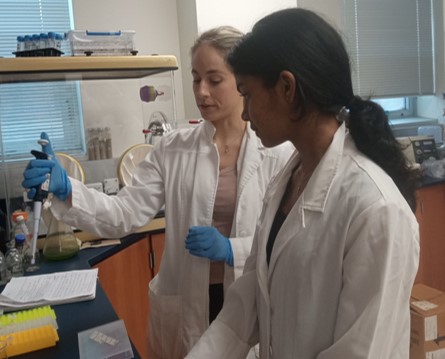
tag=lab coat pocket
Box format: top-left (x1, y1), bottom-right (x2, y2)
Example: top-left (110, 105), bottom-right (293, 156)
top-left (148, 284), bottom-right (183, 359)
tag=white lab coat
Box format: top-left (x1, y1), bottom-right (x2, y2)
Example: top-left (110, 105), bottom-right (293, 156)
top-left (186, 123), bottom-right (420, 358)
top-left (50, 120), bottom-right (292, 358)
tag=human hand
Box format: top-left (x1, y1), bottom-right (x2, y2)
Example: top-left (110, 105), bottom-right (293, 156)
top-left (22, 132), bottom-right (72, 201)
top-left (185, 226), bottom-right (233, 266)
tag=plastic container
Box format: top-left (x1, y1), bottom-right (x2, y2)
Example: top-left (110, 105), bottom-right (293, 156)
top-left (78, 320), bottom-right (133, 359)
top-left (67, 30), bottom-right (136, 56)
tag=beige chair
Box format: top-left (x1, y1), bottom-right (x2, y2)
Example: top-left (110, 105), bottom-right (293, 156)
top-left (117, 143), bottom-right (153, 187)
top-left (55, 152), bottom-right (86, 183)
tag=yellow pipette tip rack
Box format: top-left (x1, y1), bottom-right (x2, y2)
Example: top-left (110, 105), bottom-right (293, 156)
top-left (0, 306), bottom-right (59, 357)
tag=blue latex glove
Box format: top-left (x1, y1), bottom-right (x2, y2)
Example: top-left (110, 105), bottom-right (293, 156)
top-left (185, 226), bottom-right (233, 266)
top-left (22, 132), bottom-right (72, 201)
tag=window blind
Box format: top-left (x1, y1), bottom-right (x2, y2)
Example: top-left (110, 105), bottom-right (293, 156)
top-left (0, 0), bottom-right (84, 161)
top-left (342, 0), bottom-right (436, 97)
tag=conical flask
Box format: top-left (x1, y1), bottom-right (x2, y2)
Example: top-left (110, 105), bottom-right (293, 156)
top-left (43, 211), bottom-right (80, 261)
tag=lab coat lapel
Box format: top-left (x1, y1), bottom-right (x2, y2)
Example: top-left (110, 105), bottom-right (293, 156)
top-left (188, 121), bottom-right (219, 226)
top-left (256, 151), bottom-right (300, 298)
top-left (236, 126), bottom-right (262, 193)
top-left (267, 123), bottom-right (346, 274)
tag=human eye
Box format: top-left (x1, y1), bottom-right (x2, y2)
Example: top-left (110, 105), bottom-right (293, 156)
top-left (209, 76), bottom-right (223, 85)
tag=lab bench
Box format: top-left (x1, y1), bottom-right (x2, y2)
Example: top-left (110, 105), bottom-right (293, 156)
top-left (1, 222), bottom-right (166, 359)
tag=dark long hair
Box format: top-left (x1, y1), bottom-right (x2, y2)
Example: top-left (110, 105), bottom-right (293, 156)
top-left (228, 8), bottom-right (420, 211)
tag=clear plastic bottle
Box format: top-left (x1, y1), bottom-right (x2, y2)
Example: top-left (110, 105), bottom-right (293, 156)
top-left (6, 247), bottom-right (24, 278)
top-left (15, 233), bottom-right (26, 257)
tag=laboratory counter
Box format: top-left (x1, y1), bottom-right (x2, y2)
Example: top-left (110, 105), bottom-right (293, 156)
top-left (1, 227), bottom-right (165, 359)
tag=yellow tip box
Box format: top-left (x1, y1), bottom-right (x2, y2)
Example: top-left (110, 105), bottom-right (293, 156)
top-left (410, 283), bottom-right (445, 358)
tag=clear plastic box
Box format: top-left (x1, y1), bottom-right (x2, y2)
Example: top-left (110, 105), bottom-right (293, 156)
top-left (78, 319), bottom-right (134, 359)
top-left (67, 30), bottom-right (136, 56)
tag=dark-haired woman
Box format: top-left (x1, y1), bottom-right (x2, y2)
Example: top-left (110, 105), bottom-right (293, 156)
top-left (187, 8), bottom-right (420, 359)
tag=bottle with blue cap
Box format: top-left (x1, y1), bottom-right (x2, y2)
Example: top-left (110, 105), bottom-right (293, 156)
top-left (15, 233), bottom-right (26, 258)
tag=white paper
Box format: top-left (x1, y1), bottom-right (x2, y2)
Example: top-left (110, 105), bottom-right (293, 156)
top-left (0, 269), bottom-right (98, 310)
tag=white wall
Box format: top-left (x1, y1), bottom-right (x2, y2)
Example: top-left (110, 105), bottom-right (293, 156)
top-left (72, 0), bottom-right (445, 145)
top-left (72, 0), bottom-right (185, 156)
top-left (196, 0), bottom-right (297, 33)
top-left (177, 0), bottom-right (297, 120)
top-left (296, 0), bottom-right (342, 30)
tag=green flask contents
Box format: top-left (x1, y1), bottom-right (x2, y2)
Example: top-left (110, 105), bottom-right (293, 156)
top-left (43, 212), bottom-right (79, 261)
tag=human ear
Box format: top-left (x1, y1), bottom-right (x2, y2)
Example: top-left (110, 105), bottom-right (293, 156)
top-left (277, 70), bottom-right (297, 104)
top-left (278, 71), bottom-right (304, 121)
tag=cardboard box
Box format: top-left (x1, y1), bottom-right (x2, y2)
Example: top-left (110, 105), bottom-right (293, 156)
top-left (410, 283), bottom-right (445, 358)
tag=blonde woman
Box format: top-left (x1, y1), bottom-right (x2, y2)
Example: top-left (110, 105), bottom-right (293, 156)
top-left (22, 26), bottom-right (292, 358)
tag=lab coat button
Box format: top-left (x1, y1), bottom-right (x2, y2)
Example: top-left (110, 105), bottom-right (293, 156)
top-left (240, 230), bottom-right (247, 236)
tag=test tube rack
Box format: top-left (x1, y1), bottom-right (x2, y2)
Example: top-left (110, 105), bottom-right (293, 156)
top-left (0, 306), bottom-right (59, 357)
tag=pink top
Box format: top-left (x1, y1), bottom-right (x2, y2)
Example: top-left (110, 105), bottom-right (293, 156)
top-left (210, 164), bottom-right (237, 284)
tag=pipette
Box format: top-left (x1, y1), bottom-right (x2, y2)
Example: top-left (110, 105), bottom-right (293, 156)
top-left (29, 138), bottom-right (50, 268)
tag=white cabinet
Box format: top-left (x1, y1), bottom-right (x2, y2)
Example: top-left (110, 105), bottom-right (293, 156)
top-left (0, 55), bottom-right (178, 245)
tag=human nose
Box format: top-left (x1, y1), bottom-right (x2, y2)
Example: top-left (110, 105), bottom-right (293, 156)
top-left (194, 80), bottom-right (210, 98)
top-left (241, 105), bottom-right (250, 122)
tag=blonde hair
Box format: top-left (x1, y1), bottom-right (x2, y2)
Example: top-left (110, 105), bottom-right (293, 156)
top-left (190, 26), bottom-right (244, 61)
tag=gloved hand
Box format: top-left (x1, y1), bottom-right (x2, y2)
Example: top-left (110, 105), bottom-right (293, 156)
top-left (185, 226), bottom-right (233, 266)
top-left (22, 132), bottom-right (72, 201)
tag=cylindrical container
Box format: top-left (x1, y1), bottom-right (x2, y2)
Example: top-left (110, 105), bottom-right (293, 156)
top-left (55, 33), bottom-right (63, 50)
top-left (48, 32), bottom-right (56, 49)
top-left (40, 33), bottom-right (48, 49)
top-left (31, 34), bottom-right (40, 50)
top-left (16, 36), bottom-right (25, 52)
top-left (14, 233), bottom-right (26, 257)
top-left (6, 248), bottom-right (24, 278)
top-left (24, 35), bottom-right (32, 51)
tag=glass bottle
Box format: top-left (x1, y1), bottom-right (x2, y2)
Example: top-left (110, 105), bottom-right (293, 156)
top-left (43, 212), bottom-right (80, 261)
top-left (6, 247), bottom-right (24, 278)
